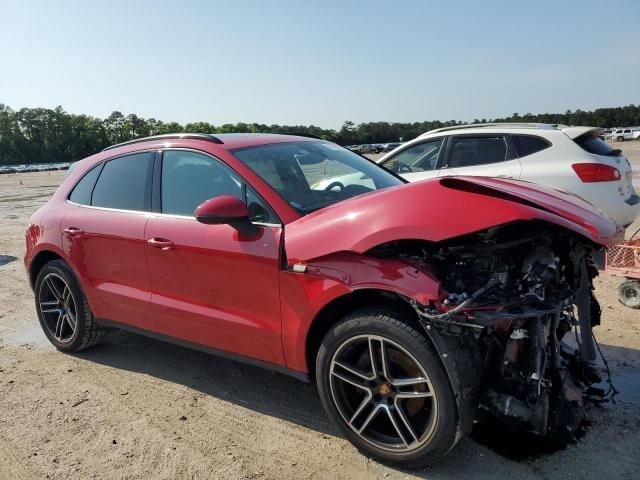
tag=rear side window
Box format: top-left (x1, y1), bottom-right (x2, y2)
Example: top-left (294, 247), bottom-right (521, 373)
top-left (447, 136), bottom-right (508, 167)
top-left (574, 133), bottom-right (621, 157)
top-left (512, 135), bottom-right (550, 157)
top-left (68, 164), bottom-right (102, 205)
top-left (92, 152), bottom-right (153, 211)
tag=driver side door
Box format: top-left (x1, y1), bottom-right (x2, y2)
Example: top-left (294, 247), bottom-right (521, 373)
top-left (379, 138), bottom-right (444, 182)
top-left (144, 149), bottom-right (285, 365)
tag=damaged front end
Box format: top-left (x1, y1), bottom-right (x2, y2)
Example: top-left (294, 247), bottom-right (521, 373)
top-left (369, 220), bottom-right (609, 444)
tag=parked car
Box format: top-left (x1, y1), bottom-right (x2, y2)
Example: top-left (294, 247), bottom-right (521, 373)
top-left (371, 123), bottom-right (638, 227)
top-left (612, 128), bottom-right (640, 141)
top-left (599, 129), bottom-right (613, 141)
top-left (382, 142), bottom-right (403, 152)
top-left (25, 133), bottom-right (619, 466)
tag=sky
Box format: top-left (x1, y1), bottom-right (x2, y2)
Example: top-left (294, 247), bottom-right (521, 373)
top-left (1, 0), bottom-right (639, 129)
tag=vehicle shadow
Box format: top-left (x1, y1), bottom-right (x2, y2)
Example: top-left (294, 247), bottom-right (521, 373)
top-left (75, 329), bottom-right (336, 435)
top-left (0, 255), bottom-right (18, 267)
top-left (74, 330), bottom-right (640, 477)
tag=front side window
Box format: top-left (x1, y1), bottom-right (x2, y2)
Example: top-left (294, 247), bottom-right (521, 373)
top-left (232, 141), bottom-right (403, 214)
top-left (447, 136), bottom-right (508, 167)
top-left (161, 150), bottom-right (277, 223)
top-left (380, 139), bottom-right (443, 173)
top-left (91, 152), bottom-right (153, 211)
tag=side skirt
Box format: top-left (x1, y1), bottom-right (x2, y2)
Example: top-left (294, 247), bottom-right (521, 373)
top-left (96, 318), bottom-right (311, 383)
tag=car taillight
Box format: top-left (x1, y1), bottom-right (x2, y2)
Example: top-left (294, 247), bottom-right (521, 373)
top-left (572, 163), bottom-right (621, 182)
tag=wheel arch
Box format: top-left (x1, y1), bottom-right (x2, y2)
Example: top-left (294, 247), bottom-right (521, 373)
top-left (305, 288), bottom-right (422, 380)
top-left (28, 249), bottom-right (65, 289)
top-left (304, 286), bottom-right (482, 438)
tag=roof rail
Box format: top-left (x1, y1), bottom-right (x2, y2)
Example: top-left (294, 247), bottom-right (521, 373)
top-left (276, 132), bottom-right (323, 140)
top-left (102, 133), bottom-right (224, 152)
top-left (421, 122), bottom-right (558, 136)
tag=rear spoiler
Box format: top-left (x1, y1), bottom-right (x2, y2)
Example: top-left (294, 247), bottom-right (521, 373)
top-left (560, 126), bottom-right (601, 140)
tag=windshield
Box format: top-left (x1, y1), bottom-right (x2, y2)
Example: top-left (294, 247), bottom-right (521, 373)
top-left (232, 141), bottom-right (404, 213)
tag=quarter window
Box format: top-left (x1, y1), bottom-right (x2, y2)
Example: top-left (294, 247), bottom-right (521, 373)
top-left (68, 164), bottom-right (102, 205)
top-left (91, 152), bottom-right (153, 211)
top-left (161, 150), bottom-right (276, 223)
top-left (381, 139), bottom-right (443, 173)
top-left (447, 136), bottom-right (508, 167)
top-left (512, 135), bottom-right (550, 157)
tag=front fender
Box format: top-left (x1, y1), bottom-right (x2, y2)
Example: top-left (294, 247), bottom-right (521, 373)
top-left (281, 252), bottom-right (440, 373)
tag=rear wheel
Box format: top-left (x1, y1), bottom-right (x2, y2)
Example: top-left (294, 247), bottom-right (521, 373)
top-left (618, 280), bottom-right (640, 309)
top-left (316, 309), bottom-right (459, 467)
top-left (34, 259), bottom-right (105, 352)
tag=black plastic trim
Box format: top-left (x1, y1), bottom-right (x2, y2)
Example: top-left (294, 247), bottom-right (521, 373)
top-left (96, 318), bottom-right (311, 383)
top-left (151, 150), bottom-right (162, 213)
top-left (625, 194), bottom-right (640, 206)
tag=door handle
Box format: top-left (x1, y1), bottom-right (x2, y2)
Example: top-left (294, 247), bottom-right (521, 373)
top-left (147, 237), bottom-right (175, 251)
top-left (63, 226), bottom-right (84, 236)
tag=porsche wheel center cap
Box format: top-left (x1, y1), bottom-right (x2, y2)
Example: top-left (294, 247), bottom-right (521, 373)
top-left (378, 384), bottom-right (391, 395)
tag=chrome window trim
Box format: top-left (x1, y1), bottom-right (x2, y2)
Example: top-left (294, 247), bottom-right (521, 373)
top-left (64, 199), bottom-right (282, 228)
top-left (65, 146), bottom-right (282, 227)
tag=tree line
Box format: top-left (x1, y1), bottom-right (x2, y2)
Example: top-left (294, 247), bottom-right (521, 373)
top-left (1, 103), bottom-right (639, 165)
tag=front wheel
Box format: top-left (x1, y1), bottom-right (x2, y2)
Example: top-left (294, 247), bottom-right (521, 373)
top-left (316, 309), bottom-right (459, 467)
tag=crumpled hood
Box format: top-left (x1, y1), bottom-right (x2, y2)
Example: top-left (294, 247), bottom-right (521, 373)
top-left (284, 176), bottom-right (621, 264)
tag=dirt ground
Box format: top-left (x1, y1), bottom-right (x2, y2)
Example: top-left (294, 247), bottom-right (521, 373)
top-left (1, 145), bottom-right (640, 479)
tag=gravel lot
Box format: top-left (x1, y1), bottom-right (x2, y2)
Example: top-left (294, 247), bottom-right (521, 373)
top-left (1, 143), bottom-right (640, 479)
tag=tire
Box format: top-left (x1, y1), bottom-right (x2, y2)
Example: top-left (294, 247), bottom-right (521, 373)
top-left (316, 309), bottom-right (459, 467)
top-left (618, 280), bottom-right (640, 309)
top-left (34, 259), bottom-right (105, 352)
top-left (617, 136), bottom-right (624, 142)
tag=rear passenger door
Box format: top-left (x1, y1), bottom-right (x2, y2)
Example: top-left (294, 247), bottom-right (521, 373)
top-left (61, 151), bottom-right (155, 330)
top-left (438, 134), bottom-right (521, 179)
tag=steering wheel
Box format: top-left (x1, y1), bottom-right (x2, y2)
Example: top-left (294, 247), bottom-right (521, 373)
top-left (397, 164), bottom-right (413, 173)
top-left (324, 181), bottom-right (345, 192)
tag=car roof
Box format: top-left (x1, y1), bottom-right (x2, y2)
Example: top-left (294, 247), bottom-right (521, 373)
top-left (102, 132), bottom-right (320, 152)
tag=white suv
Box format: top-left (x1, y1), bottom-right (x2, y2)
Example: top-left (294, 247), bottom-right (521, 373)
top-left (316, 123), bottom-right (638, 227)
top-left (379, 123), bottom-right (639, 227)
top-left (612, 128), bottom-right (640, 141)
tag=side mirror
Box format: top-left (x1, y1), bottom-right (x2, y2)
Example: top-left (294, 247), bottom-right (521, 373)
top-left (194, 195), bottom-right (259, 236)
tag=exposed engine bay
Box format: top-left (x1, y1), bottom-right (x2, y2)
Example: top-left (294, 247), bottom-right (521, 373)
top-left (370, 220), bottom-right (612, 444)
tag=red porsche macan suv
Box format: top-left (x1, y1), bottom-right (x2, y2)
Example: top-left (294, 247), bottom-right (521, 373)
top-left (25, 133), bottom-right (620, 466)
